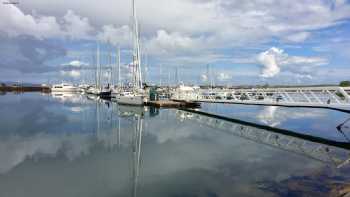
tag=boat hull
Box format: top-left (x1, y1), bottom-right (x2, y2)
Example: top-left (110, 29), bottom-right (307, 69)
top-left (115, 95), bottom-right (144, 105)
top-left (86, 88), bottom-right (111, 98)
top-left (51, 87), bottom-right (80, 93)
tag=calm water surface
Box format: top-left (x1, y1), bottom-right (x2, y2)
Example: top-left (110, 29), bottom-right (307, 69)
top-left (0, 92), bottom-right (350, 197)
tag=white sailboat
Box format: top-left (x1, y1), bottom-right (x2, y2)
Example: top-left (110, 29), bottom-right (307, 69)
top-left (86, 43), bottom-right (111, 98)
top-left (115, 0), bottom-right (145, 105)
top-left (111, 46), bottom-right (122, 97)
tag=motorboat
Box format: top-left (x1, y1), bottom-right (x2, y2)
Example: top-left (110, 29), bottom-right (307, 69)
top-left (51, 83), bottom-right (80, 92)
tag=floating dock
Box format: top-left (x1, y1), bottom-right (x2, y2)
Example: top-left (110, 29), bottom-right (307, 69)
top-left (145, 100), bottom-right (200, 108)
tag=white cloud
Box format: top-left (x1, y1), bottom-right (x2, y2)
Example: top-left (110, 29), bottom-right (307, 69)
top-left (258, 47), bottom-right (283, 78)
top-left (61, 60), bottom-right (88, 67)
top-left (60, 70), bottom-right (81, 78)
top-left (1, 0), bottom-right (350, 83)
top-left (62, 10), bottom-right (94, 40)
top-left (0, 4), bottom-right (61, 39)
top-left (284, 32), bottom-right (311, 43)
top-left (11, 0), bottom-right (350, 62)
top-left (146, 30), bottom-right (201, 56)
top-left (97, 25), bottom-right (131, 47)
top-left (258, 47), bottom-right (328, 78)
top-left (0, 5), bottom-right (93, 40)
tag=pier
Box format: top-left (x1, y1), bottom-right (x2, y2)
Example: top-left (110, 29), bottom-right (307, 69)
top-left (173, 86), bottom-right (350, 112)
top-left (145, 100), bottom-right (200, 108)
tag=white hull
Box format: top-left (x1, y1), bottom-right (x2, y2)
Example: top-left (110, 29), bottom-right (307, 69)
top-left (111, 88), bottom-right (121, 97)
top-left (115, 95), bottom-right (144, 105)
top-left (86, 87), bottom-right (111, 96)
top-left (51, 87), bottom-right (80, 92)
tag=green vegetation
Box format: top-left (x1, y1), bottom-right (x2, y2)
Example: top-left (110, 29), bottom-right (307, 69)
top-left (340, 81), bottom-right (350, 87)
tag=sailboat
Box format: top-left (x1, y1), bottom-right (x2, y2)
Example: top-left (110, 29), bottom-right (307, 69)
top-left (86, 43), bottom-right (112, 98)
top-left (115, 0), bottom-right (145, 105)
top-left (111, 46), bottom-right (122, 98)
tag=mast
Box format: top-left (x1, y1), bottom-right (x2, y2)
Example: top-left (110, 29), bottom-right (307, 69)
top-left (96, 43), bottom-right (101, 90)
top-left (109, 52), bottom-right (112, 86)
top-left (118, 46), bottom-right (121, 87)
top-left (92, 52), bottom-right (97, 87)
top-left (132, 0), bottom-right (143, 91)
top-left (132, 114), bottom-right (143, 197)
top-left (159, 64), bottom-right (162, 87)
top-left (175, 66), bottom-right (179, 85)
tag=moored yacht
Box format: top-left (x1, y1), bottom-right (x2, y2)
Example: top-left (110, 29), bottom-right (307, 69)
top-left (78, 84), bottom-right (91, 93)
top-left (51, 83), bottom-right (80, 92)
top-left (85, 42), bottom-right (112, 98)
top-left (115, 91), bottom-right (144, 105)
top-left (115, 0), bottom-right (145, 105)
top-left (86, 86), bottom-right (111, 98)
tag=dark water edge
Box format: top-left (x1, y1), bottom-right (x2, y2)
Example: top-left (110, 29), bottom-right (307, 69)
top-left (0, 92), bottom-right (350, 197)
top-left (201, 102), bottom-right (350, 142)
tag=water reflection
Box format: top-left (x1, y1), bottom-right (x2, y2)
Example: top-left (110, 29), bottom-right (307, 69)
top-left (1, 93), bottom-right (350, 196)
top-left (0, 94), bottom-right (149, 175)
top-left (202, 103), bottom-right (350, 142)
top-left (176, 110), bottom-right (350, 168)
top-left (257, 106), bottom-right (326, 127)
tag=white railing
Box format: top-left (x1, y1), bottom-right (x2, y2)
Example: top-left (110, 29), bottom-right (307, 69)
top-left (172, 86), bottom-right (350, 111)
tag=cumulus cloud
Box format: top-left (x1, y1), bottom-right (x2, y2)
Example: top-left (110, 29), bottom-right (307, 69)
top-left (97, 25), bottom-right (131, 47)
top-left (258, 47), bottom-right (328, 78)
top-left (62, 10), bottom-right (94, 40)
top-left (0, 4), bottom-right (93, 40)
top-left (60, 70), bottom-right (81, 78)
top-left (258, 48), bottom-right (284, 78)
top-left (5, 0), bottom-right (350, 50)
top-left (0, 4), bottom-right (61, 39)
top-left (147, 30), bottom-right (201, 56)
top-left (61, 60), bottom-right (88, 67)
top-left (1, 0), bottom-right (349, 82)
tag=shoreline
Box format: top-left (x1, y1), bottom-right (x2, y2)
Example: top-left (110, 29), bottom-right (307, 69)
top-left (0, 86), bottom-right (50, 93)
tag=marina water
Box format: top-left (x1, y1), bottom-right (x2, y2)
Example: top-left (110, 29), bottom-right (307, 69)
top-left (1, 92), bottom-right (350, 196)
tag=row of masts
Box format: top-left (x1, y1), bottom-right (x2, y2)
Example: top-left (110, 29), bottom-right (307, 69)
top-left (93, 45), bottom-right (122, 91)
top-left (91, 0), bottom-right (141, 93)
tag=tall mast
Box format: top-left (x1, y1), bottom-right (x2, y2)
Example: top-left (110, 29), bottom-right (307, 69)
top-left (159, 64), bottom-right (162, 87)
top-left (109, 52), bottom-right (112, 86)
top-left (97, 43), bottom-right (101, 90)
top-left (132, 0), bottom-right (143, 90)
top-left (118, 46), bottom-right (121, 87)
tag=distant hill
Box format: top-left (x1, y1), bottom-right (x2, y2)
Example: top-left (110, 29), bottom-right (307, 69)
top-left (0, 81), bottom-right (42, 87)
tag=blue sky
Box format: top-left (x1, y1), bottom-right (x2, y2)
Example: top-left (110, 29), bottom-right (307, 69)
top-left (0, 0), bottom-right (350, 85)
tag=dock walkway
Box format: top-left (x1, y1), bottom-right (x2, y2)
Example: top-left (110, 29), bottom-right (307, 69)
top-left (145, 100), bottom-right (200, 108)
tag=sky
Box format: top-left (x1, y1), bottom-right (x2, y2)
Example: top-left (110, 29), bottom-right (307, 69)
top-left (0, 0), bottom-right (350, 85)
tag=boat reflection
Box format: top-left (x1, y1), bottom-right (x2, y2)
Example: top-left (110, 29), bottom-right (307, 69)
top-left (51, 92), bottom-right (85, 103)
